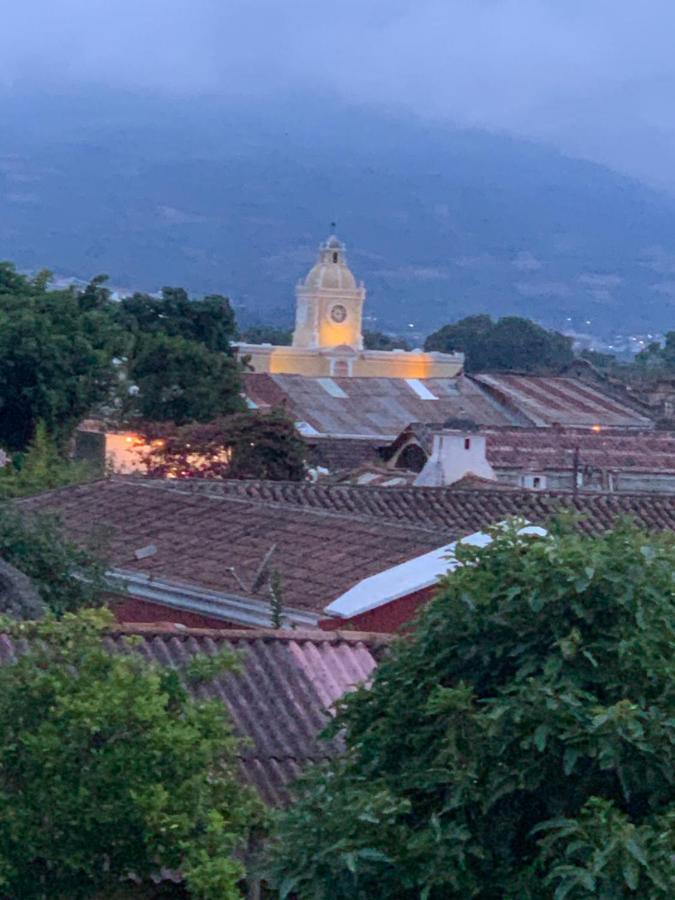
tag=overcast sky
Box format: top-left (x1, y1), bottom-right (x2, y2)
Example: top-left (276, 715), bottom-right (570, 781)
top-left (2, 1), bottom-right (675, 189)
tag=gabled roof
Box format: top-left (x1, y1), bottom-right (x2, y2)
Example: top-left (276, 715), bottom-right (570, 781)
top-left (473, 374), bottom-right (653, 429)
top-left (389, 424), bottom-right (675, 475)
top-left (0, 625), bottom-right (388, 805)
top-left (17, 479), bottom-right (445, 620)
top-left (244, 372), bottom-right (526, 437)
top-left (175, 478), bottom-right (675, 536)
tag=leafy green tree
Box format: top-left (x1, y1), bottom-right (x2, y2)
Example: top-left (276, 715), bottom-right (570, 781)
top-left (239, 325), bottom-right (293, 346)
top-left (0, 422), bottom-right (99, 500)
top-left (0, 267), bottom-right (119, 450)
top-left (0, 610), bottom-right (261, 899)
top-left (424, 314), bottom-right (574, 374)
top-left (0, 504), bottom-right (107, 617)
top-left (142, 410), bottom-right (306, 481)
top-left (363, 330), bottom-right (411, 351)
top-left (127, 333), bottom-right (244, 425)
top-left (267, 519), bottom-right (675, 898)
top-left (117, 288), bottom-right (238, 353)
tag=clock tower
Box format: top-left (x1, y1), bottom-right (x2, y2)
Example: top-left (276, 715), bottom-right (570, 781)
top-left (293, 234), bottom-right (366, 350)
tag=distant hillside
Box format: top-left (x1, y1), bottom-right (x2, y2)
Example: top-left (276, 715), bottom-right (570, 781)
top-left (1, 89), bottom-right (675, 338)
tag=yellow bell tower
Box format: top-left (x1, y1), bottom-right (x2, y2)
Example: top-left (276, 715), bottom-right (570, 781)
top-left (292, 234), bottom-right (366, 350)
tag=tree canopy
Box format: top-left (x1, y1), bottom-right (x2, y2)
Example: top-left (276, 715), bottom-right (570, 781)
top-left (0, 610), bottom-right (261, 899)
top-left (116, 288), bottom-right (238, 354)
top-left (424, 314), bottom-right (574, 374)
top-left (126, 332), bottom-right (244, 426)
top-left (268, 519), bottom-right (675, 898)
top-left (0, 504), bottom-right (106, 618)
top-left (0, 265), bottom-right (120, 451)
top-left (142, 410), bottom-right (306, 482)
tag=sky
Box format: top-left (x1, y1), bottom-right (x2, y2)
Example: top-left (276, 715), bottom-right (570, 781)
top-left (2, 1), bottom-right (675, 190)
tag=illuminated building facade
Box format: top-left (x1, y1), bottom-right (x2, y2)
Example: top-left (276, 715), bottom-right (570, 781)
top-left (236, 234), bottom-right (464, 378)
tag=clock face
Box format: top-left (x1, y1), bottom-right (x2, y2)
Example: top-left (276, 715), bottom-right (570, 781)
top-left (330, 304), bottom-right (347, 323)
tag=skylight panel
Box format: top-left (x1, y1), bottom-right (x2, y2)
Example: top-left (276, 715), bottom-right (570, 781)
top-left (405, 378), bottom-right (437, 400)
top-left (318, 378), bottom-right (348, 398)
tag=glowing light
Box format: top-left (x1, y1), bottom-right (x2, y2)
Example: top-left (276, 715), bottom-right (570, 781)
top-left (592, 424), bottom-right (602, 433)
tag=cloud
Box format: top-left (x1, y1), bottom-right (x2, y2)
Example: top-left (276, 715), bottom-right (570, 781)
top-left (3, 2), bottom-right (675, 187)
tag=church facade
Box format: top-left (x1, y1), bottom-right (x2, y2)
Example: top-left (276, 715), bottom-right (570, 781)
top-left (236, 234), bottom-right (464, 378)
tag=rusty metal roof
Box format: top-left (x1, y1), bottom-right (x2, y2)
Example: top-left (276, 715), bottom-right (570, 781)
top-left (244, 372), bottom-right (526, 436)
top-left (473, 374), bottom-right (653, 428)
top-left (0, 625), bottom-right (388, 806)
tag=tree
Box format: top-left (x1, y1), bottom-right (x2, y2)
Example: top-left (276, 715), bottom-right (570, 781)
top-left (0, 504), bottom-right (107, 617)
top-left (267, 519), bottom-right (675, 898)
top-left (0, 277), bottom-right (118, 450)
top-left (240, 325), bottom-right (293, 346)
top-left (116, 289), bottom-right (238, 353)
top-left (424, 314), bottom-right (574, 374)
top-left (127, 333), bottom-right (244, 425)
top-left (0, 610), bottom-right (261, 899)
top-left (0, 422), bottom-right (100, 500)
top-left (142, 410), bottom-right (306, 482)
top-left (363, 330), bottom-right (411, 351)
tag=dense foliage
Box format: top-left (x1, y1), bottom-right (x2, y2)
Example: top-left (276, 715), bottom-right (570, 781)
top-left (0, 504), bottom-right (107, 617)
top-left (0, 423), bottom-right (99, 500)
top-left (424, 314), bottom-right (574, 373)
top-left (633, 331), bottom-right (675, 375)
top-left (0, 611), bottom-right (261, 899)
top-left (239, 324), bottom-right (293, 346)
top-left (0, 263), bottom-right (245, 452)
top-left (117, 288), bottom-right (238, 353)
top-left (268, 519), bottom-right (675, 898)
top-left (0, 264), bottom-right (119, 451)
top-left (127, 332), bottom-right (244, 425)
top-left (142, 410), bottom-right (306, 481)
top-left (362, 330), bottom-right (411, 351)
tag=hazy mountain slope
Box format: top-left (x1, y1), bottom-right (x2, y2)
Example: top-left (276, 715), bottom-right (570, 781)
top-left (1, 90), bottom-right (675, 337)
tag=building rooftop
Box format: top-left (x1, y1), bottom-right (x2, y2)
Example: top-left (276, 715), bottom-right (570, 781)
top-left (389, 423), bottom-right (675, 474)
top-left (473, 374), bottom-right (653, 429)
top-left (179, 478), bottom-right (675, 536)
top-left (0, 625), bottom-right (388, 805)
top-left (17, 479), bottom-right (445, 619)
top-left (245, 372), bottom-right (526, 437)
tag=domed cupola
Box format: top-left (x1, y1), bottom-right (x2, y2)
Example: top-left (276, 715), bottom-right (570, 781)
top-left (293, 233), bottom-right (366, 351)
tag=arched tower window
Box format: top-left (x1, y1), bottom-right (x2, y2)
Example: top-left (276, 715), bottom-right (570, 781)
top-left (332, 252), bottom-right (338, 263)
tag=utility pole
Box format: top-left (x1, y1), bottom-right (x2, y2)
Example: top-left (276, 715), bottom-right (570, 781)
top-left (572, 445), bottom-right (580, 497)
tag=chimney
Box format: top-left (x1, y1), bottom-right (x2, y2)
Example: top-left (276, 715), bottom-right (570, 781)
top-left (414, 428), bottom-right (496, 487)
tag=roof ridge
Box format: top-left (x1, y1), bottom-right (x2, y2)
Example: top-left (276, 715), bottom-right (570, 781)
top-left (119, 478), bottom-right (450, 539)
top-left (107, 623), bottom-right (393, 644)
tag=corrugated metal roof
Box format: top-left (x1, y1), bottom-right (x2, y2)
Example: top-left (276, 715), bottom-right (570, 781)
top-left (0, 625), bottom-right (388, 806)
top-left (244, 373), bottom-right (526, 436)
top-left (473, 374), bottom-right (653, 428)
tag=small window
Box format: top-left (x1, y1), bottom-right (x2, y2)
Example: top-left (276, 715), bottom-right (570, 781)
top-left (532, 476), bottom-right (541, 489)
top-left (332, 251), bottom-right (338, 263)
top-left (464, 437), bottom-right (471, 450)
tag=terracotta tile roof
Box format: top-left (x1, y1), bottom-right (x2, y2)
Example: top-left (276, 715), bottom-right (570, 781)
top-left (473, 374), bottom-right (653, 429)
top-left (390, 424), bottom-right (675, 474)
top-left (244, 372), bottom-right (526, 436)
top-left (0, 625), bottom-right (388, 805)
top-left (306, 436), bottom-right (385, 471)
top-left (180, 478), bottom-right (675, 536)
top-left (17, 480), bottom-right (445, 615)
top-left (485, 428), bottom-right (675, 472)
